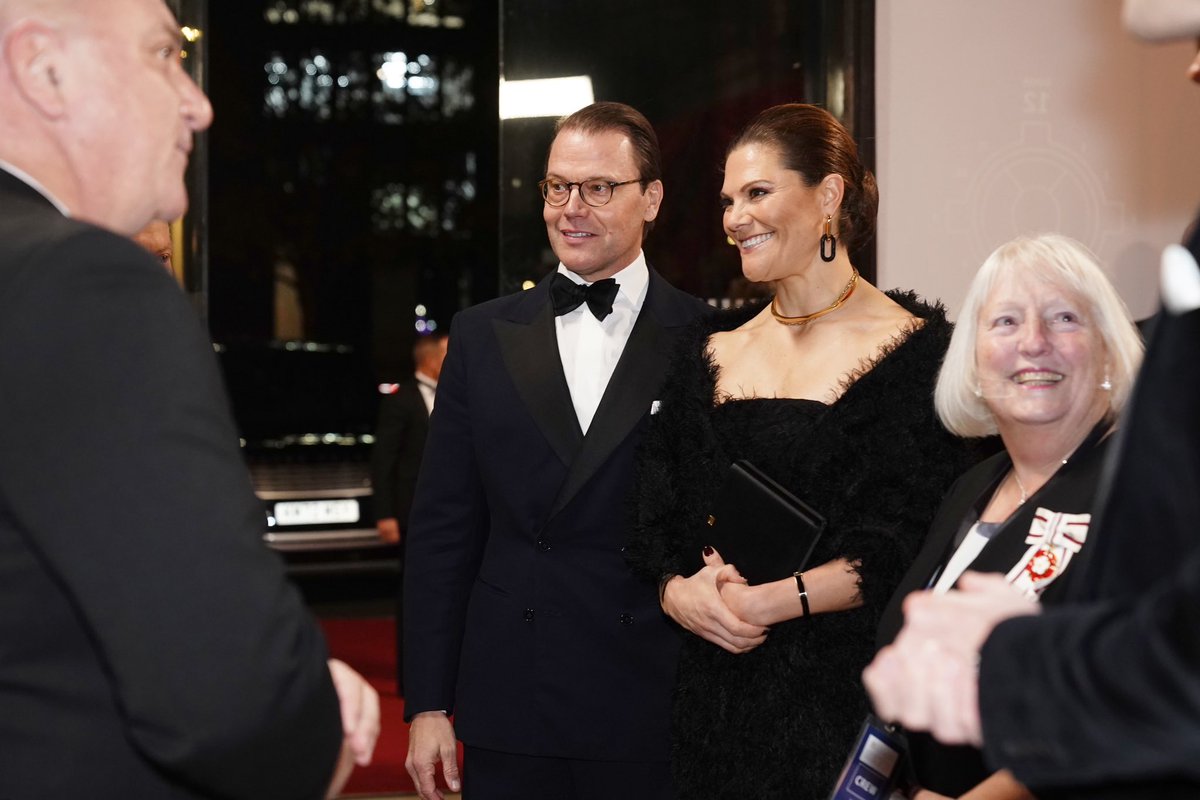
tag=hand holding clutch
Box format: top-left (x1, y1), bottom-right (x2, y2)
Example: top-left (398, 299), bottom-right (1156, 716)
top-left (703, 460), bottom-right (826, 585)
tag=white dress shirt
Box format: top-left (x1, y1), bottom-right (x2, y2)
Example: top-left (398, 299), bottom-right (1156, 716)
top-left (554, 252), bottom-right (650, 434)
top-left (931, 520), bottom-right (1001, 594)
top-left (1162, 242), bottom-right (1200, 314)
top-left (415, 372), bottom-right (437, 416)
top-left (0, 159), bottom-right (71, 216)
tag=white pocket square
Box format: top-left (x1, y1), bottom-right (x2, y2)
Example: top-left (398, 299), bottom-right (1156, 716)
top-left (650, 400), bottom-right (661, 415)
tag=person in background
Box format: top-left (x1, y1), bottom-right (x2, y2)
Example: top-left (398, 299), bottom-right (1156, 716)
top-left (133, 218), bottom-right (174, 275)
top-left (864, 3), bottom-right (1200, 797)
top-left (402, 101), bottom-right (709, 800)
top-left (372, 331), bottom-right (449, 546)
top-left (875, 234), bottom-right (1143, 799)
top-left (623, 103), bottom-right (973, 798)
top-left (371, 330), bottom-right (449, 696)
top-left (0, 0), bottom-right (378, 797)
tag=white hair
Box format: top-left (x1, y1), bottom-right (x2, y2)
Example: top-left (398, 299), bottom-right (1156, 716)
top-left (935, 233), bottom-right (1145, 438)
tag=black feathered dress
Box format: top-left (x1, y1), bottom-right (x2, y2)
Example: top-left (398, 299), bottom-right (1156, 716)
top-left (625, 292), bottom-right (973, 799)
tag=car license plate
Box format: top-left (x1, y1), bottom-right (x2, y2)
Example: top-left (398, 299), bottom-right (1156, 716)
top-left (273, 499), bottom-right (360, 526)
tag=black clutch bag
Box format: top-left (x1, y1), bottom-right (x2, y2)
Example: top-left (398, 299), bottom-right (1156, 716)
top-left (702, 460), bottom-right (826, 585)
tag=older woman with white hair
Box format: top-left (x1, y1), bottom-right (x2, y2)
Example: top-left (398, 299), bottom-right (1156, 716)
top-left (875, 232), bottom-right (1144, 800)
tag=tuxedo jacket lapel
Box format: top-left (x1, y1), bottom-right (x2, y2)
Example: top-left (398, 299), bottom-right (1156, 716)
top-left (907, 460), bottom-right (1006, 592)
top-left (548, 301), bottom-right (669, 520)
top-left (494, 284), bottom-right (583, 469)
top-left (496, 268), bottom-right (700, 524)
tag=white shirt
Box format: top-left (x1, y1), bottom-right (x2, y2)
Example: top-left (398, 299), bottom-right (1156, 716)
top-left (414, 372), bottom-right (437, 416)
top-left (932, 520), bottom-right (1002, 594)
top-left (554, 252), bottom-right (650, 433)
top-left (1162, 242), bottom-right (1200, 314)
top-left (0, 159), bottom-right (71, 216)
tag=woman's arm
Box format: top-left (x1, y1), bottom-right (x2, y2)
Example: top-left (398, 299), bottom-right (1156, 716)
top-left (717, 556), bottom-right (863, 626)
top-left (660, 550), bottom-right (768, 653)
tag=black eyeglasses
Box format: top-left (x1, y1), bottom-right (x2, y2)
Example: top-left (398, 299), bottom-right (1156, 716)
top-left (538, 177), bottom-right (641, 208)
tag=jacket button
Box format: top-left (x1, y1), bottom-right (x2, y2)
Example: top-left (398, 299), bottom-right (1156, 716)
top-left (536, 538), bottom-right (551, 552)
top-left (618, 613), bottom-right (633, 625)
top-left (523, 609), bottom-right (535, 623)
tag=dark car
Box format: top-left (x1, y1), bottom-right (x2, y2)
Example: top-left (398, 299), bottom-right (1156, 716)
top-left (216, 340), bottom-right (395, 573)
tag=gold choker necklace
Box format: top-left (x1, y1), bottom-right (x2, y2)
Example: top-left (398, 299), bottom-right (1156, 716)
top-left (770, 268), bottom-right (859, 326)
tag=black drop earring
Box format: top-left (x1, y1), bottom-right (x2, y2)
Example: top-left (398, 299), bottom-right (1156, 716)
top-left (820, 215), bottom-right (837, 263)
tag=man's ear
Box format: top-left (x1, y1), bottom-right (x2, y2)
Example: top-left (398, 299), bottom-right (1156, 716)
top-left (3, 20), bottom-right (68, 119)
top-left (643, 179), bottom-right (664, 222)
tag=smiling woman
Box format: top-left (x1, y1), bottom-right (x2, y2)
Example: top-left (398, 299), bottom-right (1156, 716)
top-left (935, 234), bottom-right (1144, 443)
top-left (624, 103), bottom-right (975, 799)
top-left (876, 233), bottom-right (1145, 799)
top-left (976, 273), bottom-right (1110, 438)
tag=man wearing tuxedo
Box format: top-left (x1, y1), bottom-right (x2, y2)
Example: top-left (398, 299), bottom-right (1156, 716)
top-left (864, 2), bottom-right (1200, 796)
top-left (403, 102), bottom-right (709, 799)
top-left (0, 0), bottom-right (377, 797)
top-left (372, 330), bottom-right (449, 694)
top-left (373, 332), bottom-right (450, 547)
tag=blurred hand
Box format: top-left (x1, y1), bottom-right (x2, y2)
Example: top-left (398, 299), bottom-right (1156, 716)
top-left (377, 518), bottom-right (401, 544)
top-left (324, 659), bottom-right (381, 798)
top-left (328, 658), bottom-right (380, 764)
top-left (863, 572), bottom-right (1039, 746)
top-left (660, 546), bottom-right (768, 654)
top-left (406, 711), bottom-right (461, 800)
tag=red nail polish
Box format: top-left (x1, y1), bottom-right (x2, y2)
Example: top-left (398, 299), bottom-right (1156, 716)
top-left (702, 545), bottom-right (714, 557)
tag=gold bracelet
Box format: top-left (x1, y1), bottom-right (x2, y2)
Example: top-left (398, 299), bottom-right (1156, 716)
top-left (793, 570), bottom-right (810, 618)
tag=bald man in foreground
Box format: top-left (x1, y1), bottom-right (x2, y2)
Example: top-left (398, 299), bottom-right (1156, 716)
top-left (0, 1), bottom-right (377, 797)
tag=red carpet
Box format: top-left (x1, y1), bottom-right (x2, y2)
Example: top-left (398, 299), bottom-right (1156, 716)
top-left (319, 616), bottom-right (464, 796)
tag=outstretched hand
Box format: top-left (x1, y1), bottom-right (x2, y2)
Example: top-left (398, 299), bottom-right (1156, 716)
top-left (863, 572), bottom-right (1039, 746)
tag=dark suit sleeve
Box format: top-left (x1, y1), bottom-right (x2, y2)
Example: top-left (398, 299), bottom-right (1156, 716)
top-left (0, 232), bottom-right (340, 798)
top-left (372, 385), bottom-right (431, 525)
top-left (395, 388), bottom-right (429, 525)
top-left (979, 551), bottom-right (1200, 787)
top-left (403, 314), bottom-right (488, 717)
top-left (371, 393), bottom-right (406, 520)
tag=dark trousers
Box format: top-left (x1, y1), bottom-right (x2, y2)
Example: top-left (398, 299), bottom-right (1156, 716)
top-left (463, 745), bottom-right (673, 800)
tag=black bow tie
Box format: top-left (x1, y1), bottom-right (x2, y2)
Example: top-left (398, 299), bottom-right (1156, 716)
top-left (549, 273), bottom-right (619, 321)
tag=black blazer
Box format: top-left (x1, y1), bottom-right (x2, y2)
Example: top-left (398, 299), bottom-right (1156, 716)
top-left (979, 216), bottom-right (1200, 797)
top-left (0, 169), bottom-right (340, 799)
top-left (877, 427), bottom-right (1112, 796)
top-left (403, 268), bottom-right (708, 761)
top-left (370, 378), bottom-right (430, 526)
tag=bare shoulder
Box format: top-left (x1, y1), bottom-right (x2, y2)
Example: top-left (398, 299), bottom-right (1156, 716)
top-left (705, 305), bottom-right (774, 365)
top-left (857, 286), bottom-right (924, 343)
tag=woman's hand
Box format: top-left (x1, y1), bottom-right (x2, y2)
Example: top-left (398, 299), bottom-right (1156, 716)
top-left (719, 557), bottom-right (865, 627)
top-left (717, 578), bottom-right (773, 627)
top-left (660, 546), bottom-right (768, 653)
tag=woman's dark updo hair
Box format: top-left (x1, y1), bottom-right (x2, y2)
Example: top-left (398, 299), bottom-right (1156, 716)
top-left (726, 103), bottom-right (878, 256)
